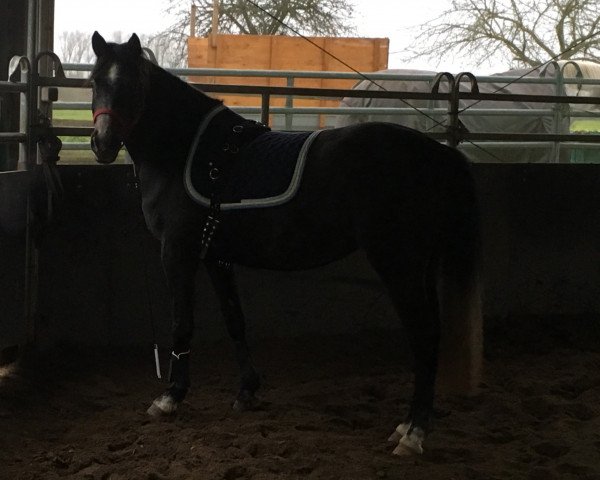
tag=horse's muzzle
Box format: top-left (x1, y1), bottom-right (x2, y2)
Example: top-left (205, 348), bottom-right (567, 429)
top-left (91, 128), bottom-right (123, 164)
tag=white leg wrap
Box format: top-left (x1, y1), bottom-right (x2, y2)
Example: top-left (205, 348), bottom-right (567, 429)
top-left (392, 427), bottom-right (425, 455)
top-left (387, 422), bottom-right (411, 442)
top-left (147, 393), bottom-right (178, 416)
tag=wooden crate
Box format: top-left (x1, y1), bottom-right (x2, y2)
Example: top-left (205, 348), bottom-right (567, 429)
top-left (188, 34), bottom-right (389, 113)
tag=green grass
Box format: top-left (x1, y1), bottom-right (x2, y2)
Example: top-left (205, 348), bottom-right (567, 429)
top-left (53, 109), bottom-right (92, 121)
top-left (570, 119), bottom-right (600, 133)
top-left (54, 110), bottom-right (131, 164)
top-left (58, 149), bottom-right (129, 165)
top-left (55, 109), bottom-right (92, 147)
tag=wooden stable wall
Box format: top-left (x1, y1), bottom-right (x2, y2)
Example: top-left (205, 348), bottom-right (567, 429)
top-left (22, 164), bottom-right (600, 347)
top-left (188, 34), bottom-right (389, 110)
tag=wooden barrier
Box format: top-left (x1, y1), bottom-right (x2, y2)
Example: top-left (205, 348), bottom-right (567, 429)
top-left (187, 34), bottom-right (389, 121)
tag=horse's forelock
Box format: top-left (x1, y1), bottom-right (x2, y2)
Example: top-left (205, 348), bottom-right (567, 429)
top-left (91, 47), bottom-right (147, 82)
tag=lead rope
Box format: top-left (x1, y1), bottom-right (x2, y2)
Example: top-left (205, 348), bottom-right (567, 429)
top-left (145, 258), bottom-right (162, 379)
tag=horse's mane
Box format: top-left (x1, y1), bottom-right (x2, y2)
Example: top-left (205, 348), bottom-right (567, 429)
top-left (144, 60), bottom-right (223, 116)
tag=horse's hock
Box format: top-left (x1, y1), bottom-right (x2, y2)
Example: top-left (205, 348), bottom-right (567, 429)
top-left (23, 162), bottom-right (600, 347)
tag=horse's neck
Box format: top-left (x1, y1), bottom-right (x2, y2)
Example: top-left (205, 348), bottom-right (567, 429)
top-left (148, 66), bottom-right (220, 135)
top-left (127, 65), bottom-right (226, 219)
top-left (128, 65), bottom-right (222, 163)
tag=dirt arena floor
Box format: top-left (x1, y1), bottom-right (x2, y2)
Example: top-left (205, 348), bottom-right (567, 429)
top-left (1, 316), bottom-right (599, 480)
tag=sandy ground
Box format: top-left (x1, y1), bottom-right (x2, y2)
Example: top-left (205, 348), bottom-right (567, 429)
top-left (1, 316), bottom-right (600, 480)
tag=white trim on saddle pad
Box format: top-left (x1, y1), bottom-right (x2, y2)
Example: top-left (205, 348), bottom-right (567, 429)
top-left (184, 105), bottom-right (323, 210)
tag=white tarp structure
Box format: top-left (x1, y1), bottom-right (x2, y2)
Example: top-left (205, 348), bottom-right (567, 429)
top-left (335, 67), bottom-right (572, 162)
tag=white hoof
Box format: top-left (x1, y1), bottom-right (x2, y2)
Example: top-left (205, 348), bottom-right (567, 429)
top-left (393, 427), bottom-right (425, 455)
top-left (147, 393), bottom-right (178, 417)
top-left (387, 422), bottom-right (410, 443)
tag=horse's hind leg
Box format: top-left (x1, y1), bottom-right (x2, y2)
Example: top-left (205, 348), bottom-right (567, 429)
top-left (362, 233), bottom-right (439, 455)
top-left (205, 259), bottom-right (260, 411)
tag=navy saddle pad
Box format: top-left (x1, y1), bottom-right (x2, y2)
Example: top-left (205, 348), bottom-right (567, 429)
top-left (188, 130), bottom-right (314, 207)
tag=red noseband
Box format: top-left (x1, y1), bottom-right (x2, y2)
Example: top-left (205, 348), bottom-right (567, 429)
top-left (93, 108), bottom-right (133, 136)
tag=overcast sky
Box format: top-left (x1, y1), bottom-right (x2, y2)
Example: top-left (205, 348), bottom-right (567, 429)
top-left (54, 0), bottom-right (508, 74)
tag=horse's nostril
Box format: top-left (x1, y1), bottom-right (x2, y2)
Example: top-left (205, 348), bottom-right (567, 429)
top-left (90, 131), bottom-right (98, 153)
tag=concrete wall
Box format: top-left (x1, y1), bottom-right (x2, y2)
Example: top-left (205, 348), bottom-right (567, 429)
top-left (0, 171), bottom-right (29, 351)
top-left (477, 164), bottom-right (600, 316)
top-left (5, 163), bottom-right (599, 347)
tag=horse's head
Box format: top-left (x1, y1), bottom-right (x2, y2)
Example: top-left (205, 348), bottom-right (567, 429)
top-left (90, 31), bottom-right (146, 164)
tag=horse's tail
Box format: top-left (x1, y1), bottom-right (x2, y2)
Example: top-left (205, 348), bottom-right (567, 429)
top-left (436, 151), bottom-right (483, 396)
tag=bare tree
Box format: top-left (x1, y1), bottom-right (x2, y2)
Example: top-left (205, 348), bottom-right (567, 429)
top-left (155, 0), bottom-right (357, 67)
top-left (56, 30), bottom-right (192, 70)
top-left (56, 31), bottom-right (94, 65)
top-left (137, 34), bottom-right (183, 68)
top-left (404, 0), bottom-right (600, 69)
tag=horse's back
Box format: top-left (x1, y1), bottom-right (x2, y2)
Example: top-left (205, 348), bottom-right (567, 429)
top-left (314, 121), bottom-right (468, 171)
top-left (307, 121), bottom-right (473, 204)
top-left (216, 121), bottom-right (476, 270)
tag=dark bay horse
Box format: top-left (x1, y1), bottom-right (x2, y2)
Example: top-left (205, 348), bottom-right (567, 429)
top-left (89, 32), bottom-right (483, 455)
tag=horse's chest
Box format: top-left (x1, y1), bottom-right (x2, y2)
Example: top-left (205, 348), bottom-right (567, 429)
top-left (138, 167), bottom-right (193, 239)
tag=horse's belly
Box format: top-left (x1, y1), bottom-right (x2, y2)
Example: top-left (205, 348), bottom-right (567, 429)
top-left (227, 242), bottom-right (357, 271)
top-left (214, 211), bottom-right (357, 271)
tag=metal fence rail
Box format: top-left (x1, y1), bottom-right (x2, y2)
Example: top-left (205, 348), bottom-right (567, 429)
top-left (3, 59), bottom-right (600, 168)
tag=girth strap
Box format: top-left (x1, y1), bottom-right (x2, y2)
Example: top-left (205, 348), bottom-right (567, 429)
top-left (188, 105), bottom-right (271, 258)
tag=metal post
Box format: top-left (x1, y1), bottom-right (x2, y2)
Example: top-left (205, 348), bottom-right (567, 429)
top-left (17, 67), bottom-right (29, 170)
top-left (540, 61), bottom-right (562, 163)
top-left (23, 0), bottom-right (41, 345)
top-left (24, 0), bottom-right (38, 171)
top-left (210, 0), bottom-right (219, 47)
top-left (553, 70), bottom-right (564, 163)
top-left (261, 93), bottom-right (270, 126)
top-left (17, 0), bottom-right (37, 170)
top-left (26, 0), bottom-right (36, 60)
top-left (450, 72), bottom-right (479, 149)
top-left (190, 4), bottom-right (197, 38)
top-left (431, 72), bottom-right (456, 147)
top-left (285, 76), bottom-right (294, 130)
top-left (448, 88), bottom-right (459, 148)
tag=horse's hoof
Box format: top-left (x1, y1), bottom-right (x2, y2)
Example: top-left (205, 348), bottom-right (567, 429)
top-left (392, 442), bottom-right (420, 456)
top-left (232, 390), bottom-right (260, 412)
top-left (392, 427), bottom-right (425, 455)
top-left (147, 393), bottom-right (178, 417)
top-left (388, 422), bottom-right (410, 443)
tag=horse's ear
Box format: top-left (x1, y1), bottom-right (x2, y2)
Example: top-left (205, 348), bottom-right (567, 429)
top-left (92, 31), bottom-right (109, 57)
top-left (127, 34), bottom-right (143, 56)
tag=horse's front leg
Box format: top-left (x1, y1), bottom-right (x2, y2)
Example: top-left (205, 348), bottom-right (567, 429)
top-left (205, 258), bottom-right (261, 411)
top-left (147, 233), bottom-right (200, 416)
